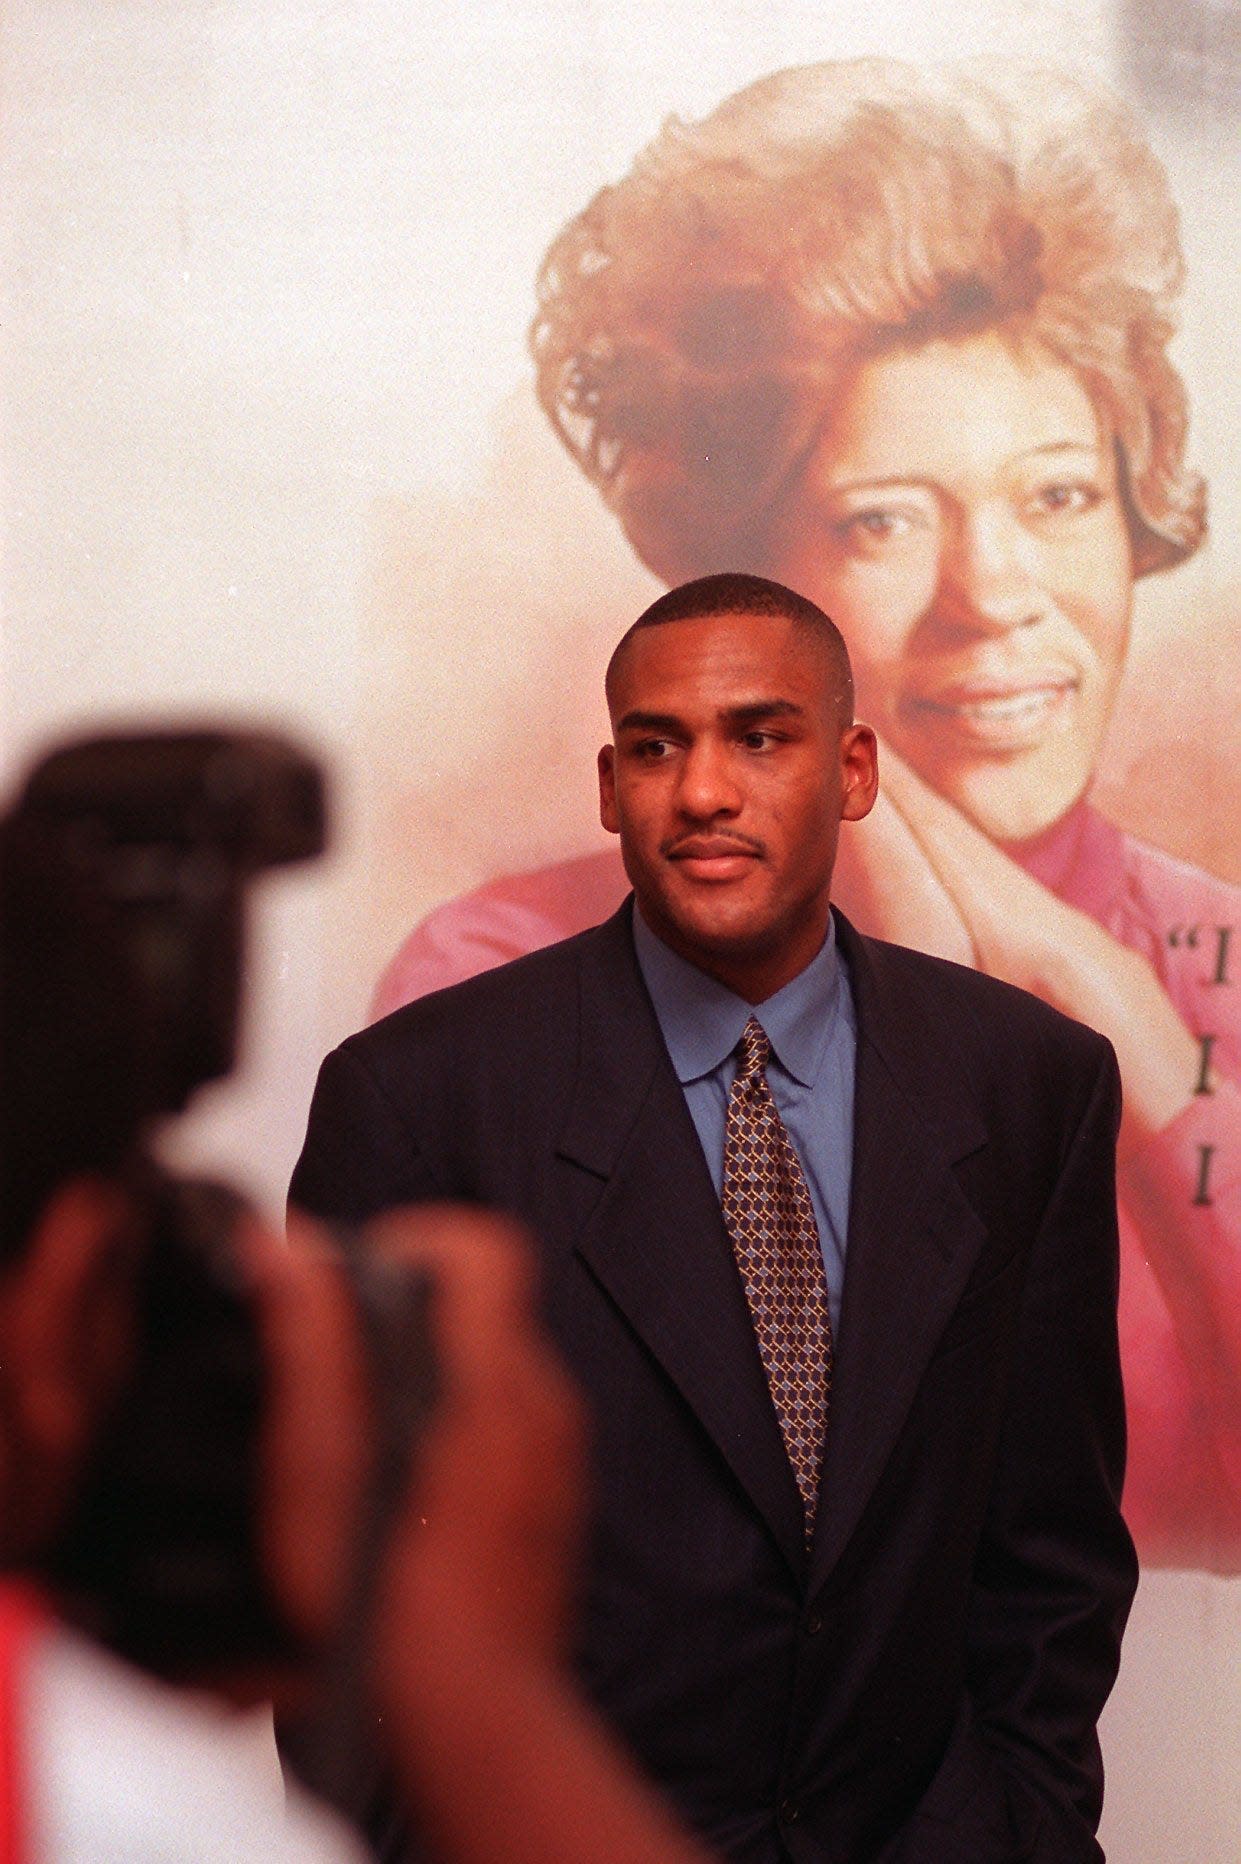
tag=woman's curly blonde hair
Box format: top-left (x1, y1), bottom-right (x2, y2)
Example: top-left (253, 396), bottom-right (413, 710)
top-left (531, 59), bottom-right (1205, 585)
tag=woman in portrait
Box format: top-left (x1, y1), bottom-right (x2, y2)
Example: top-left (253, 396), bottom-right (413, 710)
top-left (374, 60), bottom-right (1240, 1569)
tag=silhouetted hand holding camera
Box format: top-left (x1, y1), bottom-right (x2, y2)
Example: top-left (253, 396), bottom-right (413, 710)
top-left (0, 729), bottom-right (712, 1864)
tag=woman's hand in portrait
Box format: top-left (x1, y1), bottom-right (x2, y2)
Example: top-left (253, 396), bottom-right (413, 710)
top-left (859, 749), bottom-right (1241, 1540)
top-left (872, 744), bottom-right (1201, 1155)
top-left (831, 783), bottom-right (976, 969)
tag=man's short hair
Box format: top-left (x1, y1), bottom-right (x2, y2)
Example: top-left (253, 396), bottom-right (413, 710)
top-left (605, 572), bottom-right (855, 725)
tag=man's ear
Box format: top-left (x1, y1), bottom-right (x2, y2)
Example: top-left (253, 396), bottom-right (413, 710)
top-left (598, 744), bottom-right (620, 835)
top-left (0, 1178), bottom-right (138, 1475)
top-left (840, 724), bottom-right (880, 823)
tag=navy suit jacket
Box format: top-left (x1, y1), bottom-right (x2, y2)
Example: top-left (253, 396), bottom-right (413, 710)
top-left (291, 904), bottom-right (1136, 1863)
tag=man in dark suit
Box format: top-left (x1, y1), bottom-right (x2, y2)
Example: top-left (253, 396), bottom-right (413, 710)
top-left (292, 573), bottom-right (1136, 1863)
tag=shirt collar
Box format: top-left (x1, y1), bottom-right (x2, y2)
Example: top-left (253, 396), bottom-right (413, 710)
top-left (632, 906), bottom-right (845, 1089)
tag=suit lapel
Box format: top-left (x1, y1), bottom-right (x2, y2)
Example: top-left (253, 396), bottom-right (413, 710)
top-left (557, 904), bottom-right (806, 1578)
top-left (552, 906), bottom-right (992, 1592)
top-left (809, 918), bottom-right (989, 1589)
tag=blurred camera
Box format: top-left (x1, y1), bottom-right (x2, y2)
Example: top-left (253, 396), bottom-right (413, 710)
top-left (1, 729), bottom-right (435, 1679)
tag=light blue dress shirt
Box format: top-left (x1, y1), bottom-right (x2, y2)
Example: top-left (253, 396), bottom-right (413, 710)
top-left (632, 909), bottom-right (857, 1335)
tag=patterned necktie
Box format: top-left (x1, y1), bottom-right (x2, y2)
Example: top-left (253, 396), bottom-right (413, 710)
top-left (721, 1016), bottom-right (833, 1545)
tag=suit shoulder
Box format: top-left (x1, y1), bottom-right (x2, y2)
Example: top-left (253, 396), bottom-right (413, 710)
top-left (337, 913), bottom-right (611, 1074)
top-left (845, 930), bottom-right (1122, 1176)
top-left (850, 928), bottom-right (1115, 1073)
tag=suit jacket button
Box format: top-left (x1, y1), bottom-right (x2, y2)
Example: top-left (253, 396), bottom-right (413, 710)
top-left (805, 1612), bottom-right (824, 1636)
top-left (779, 1799), bottom-right (800, 1824)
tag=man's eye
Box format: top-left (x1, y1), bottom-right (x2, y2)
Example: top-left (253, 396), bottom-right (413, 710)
top-left (636, 738), bottom-right (675, 760)
top-left (740, 730), bottom-right (777, 751)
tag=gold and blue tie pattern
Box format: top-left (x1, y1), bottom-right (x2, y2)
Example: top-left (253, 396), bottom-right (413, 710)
top-left (721, 1016), bottom-right (832, 1545)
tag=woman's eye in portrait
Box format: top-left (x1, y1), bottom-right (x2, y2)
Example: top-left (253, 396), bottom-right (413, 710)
top-left (1022, 470), bottom-right (1111, 526)
top-left (829, 495), bottom-right (937, 558)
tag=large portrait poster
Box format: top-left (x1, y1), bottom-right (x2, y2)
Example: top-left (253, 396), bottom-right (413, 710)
top-left (4, 1), bottom-right (1239, 1853)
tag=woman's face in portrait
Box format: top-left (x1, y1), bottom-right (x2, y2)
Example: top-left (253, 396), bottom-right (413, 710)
top-left (764, 329), bottom-right (1134, 844)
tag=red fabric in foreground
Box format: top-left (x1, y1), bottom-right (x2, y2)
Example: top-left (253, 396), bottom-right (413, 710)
top-left (0, 1583), bottom-right (49, 1864)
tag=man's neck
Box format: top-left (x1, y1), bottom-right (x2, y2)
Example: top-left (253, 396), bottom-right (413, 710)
top-left (634, 903), bottom-right (832, 1006)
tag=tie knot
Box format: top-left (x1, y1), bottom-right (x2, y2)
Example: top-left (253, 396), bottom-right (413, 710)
top-left (735, 1016), bottom-right (771, 1082)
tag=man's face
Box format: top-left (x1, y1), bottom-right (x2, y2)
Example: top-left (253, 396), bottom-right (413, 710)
top-left (599, 610), bottom-right (877, 1001)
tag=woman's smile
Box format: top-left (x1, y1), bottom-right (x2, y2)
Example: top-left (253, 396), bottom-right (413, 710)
top-left (904, 664), bottom-right (1080, 751)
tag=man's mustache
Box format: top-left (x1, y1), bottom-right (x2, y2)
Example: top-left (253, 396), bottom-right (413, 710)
top-left (662, 831), bottom-right (766, 860)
